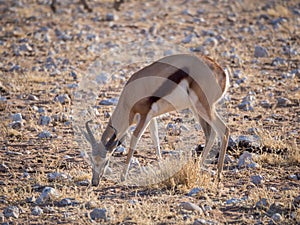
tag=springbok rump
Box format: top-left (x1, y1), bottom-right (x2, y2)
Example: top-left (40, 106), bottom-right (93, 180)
top-left (82, 54), bottom-right (230, 186)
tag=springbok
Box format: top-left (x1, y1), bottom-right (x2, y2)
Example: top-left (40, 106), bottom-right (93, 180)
top-left (82, 54), bottom-right (230, 186)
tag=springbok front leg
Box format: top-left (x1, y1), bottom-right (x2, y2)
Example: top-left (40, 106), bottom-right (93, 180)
top-left (149, 118), bottom-right (162, 159)
top-left (121, 114), bottom-right (152, 181)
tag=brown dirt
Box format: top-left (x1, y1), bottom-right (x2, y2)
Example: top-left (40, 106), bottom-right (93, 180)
top-left (0, 0), bottom-right (299, 224)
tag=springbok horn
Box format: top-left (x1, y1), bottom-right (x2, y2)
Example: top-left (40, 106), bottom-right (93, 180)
top-left (85, 120), bottom-right (99, 154)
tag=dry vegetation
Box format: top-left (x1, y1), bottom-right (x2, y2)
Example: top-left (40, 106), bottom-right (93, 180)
top-left (0, 0), bottom-right (299, 224)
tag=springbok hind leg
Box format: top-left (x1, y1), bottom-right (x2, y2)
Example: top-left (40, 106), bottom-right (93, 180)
top-left (193, 104), bottom-right (229, 181)
top-left (191, 108), bottom-right (216, 167)
top-left (198, 118), bottom-right (216, 167)
top-left (214, 113), bottom-right (229, 181)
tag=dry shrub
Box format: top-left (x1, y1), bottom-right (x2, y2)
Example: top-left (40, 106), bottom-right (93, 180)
top-left (255, 129), bottom-right (299, 165)
top-left (125, 152), bottom-right (213, 192)
top-left (161, 158), bottom-right (212, 192)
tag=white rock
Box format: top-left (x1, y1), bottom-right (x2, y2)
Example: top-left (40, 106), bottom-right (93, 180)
top-left (12, 113), bottom-right (23, 122)
top-left (238, 151), bottom-right (253, 168)
top-left (47, 172), bottom-right (71, 182)
top-left (271, 213), bottom-right (282, 223)
top-left (32, 206), bottom-right (43, 216)
top-left (179, 202), bottom-right (203, 213)
top-left (3, 206), bottom-right (19, 218)
top-left (36, 187), bottom-right (59, 204)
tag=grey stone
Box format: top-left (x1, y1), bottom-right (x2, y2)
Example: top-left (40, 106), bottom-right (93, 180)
top-left (226, 198), bottom-right (240, 204)
top-left (99, 98), bottom-right (118, 106)
top-left (38, 130), bottom-right (52, 139)
top-left (271, 213), bottom-right (282, 223)
top-left (255, 198), bottom-right (268, 209)
top-left (288, 174), bottom-right (298, 180)
top-left (38, 115), bottom-right (51, 126)
top-left (90, 208), bottom-right (108, 221)
top-left (77, 180), bottom-right (90, 186)
top-left (238, 101), bottom-right (254, 111)
top-left (238, 151), bottom-right (254, 168)
top-left (260, 100), bottom-right (272, 108)
top-left (54, 94), bottom-right (71, 104)
top-left (0, 164), bottom-right (9, 173)
top-left (251, 175), bottom-right (264, 185)
top-left (95, 73), bottom-right (109, 84)
top-left (32, 206), bottom-right (43, 216)
top-left (182, 34), bottom-right (194, 44)
top-left (36, 187), bottom-right (59, 204)
top-left (293, 195), bottom-right (300, 206)
top-left (58, 198), bottom-right (72, 207)
top-left (276, 97), bottom-right (291, 107)
top-left (271, 57), bottom-right (286, 66)
top-left (3, 206), bottom-right (19, 218)
top-left (12, 113), bottom-right (22, 122)
top-left (28, 94), bottom-right (39, 101)
top-left (47, 172), bottom-right (70, 182)
top-left (203, 37), bottom-right (218, 47)
top-left (179, 202), bottom-right (202, 213)
top-left (193, 219), bottom-right (216, 225)
top-left (187, 187), bottom-right (204, 196)
top-left (106, 13), bottom-right (118, 21)
top-left (254, 46), bottom-right (269, 58)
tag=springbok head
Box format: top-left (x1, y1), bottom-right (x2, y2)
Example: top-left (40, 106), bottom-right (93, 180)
top-left (81, 120), bottom-right (118, 186)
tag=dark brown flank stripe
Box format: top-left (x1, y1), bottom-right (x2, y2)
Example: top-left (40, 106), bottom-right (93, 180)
top-left (127, 61), bottom-right (212, 119)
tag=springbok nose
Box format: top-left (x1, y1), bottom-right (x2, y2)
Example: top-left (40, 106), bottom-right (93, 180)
top-left (91, 171), bottom-right (100, 186)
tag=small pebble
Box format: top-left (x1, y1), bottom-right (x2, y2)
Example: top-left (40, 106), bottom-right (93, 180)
top-left (179, 202), bottom-right (203, 213)
top-left (31, 206), bottom-right (43, 216)
top-left (106, 13), bottom-right (117, 21)
top-left (58, 198), bottom-right (72, 207)
top-left (99, 98), bottom-right (118, 106)
top-left (47, 172), bottom-right (70, 182)
top-left (36, 187), bottom-right (59, 204)
top-left (38, 130), bottom-right (52, 139)
top-left (54, 94), bottom-right (71, 104)
top-left (28, 94), bottom-right (39, 101)
top-left (276, 97), bottom-right (291, 107)
top-left (38, 115), bottom-right (51, 126)
top-left (12, 113), bottom-right (22, 122)
top-left (3, 206), bottom-right (19, 218)
top-left (271, 213), bottom-right (282, 223)
top-left (0, 164), bottom-right (9, 173)
top-left (90, 208), bottom-right (108, 221)
top-left (254, 46), bottom-right (269, 58)
top-left (255, 198), bottom-right (268, 209)
top-left (288, 174), bottom-right (298, 180)
top-left (238, 151), bottom-right (254, 168)
top-left (251, 175), bottom-right (264, 185)
top-left (187, 187), bottom-right (204, 196)
top-left (182, 33), bottom-right (194, 44)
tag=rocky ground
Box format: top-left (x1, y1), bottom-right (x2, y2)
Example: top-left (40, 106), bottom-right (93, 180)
top-left (0, 0), bottom-right (299, 224)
